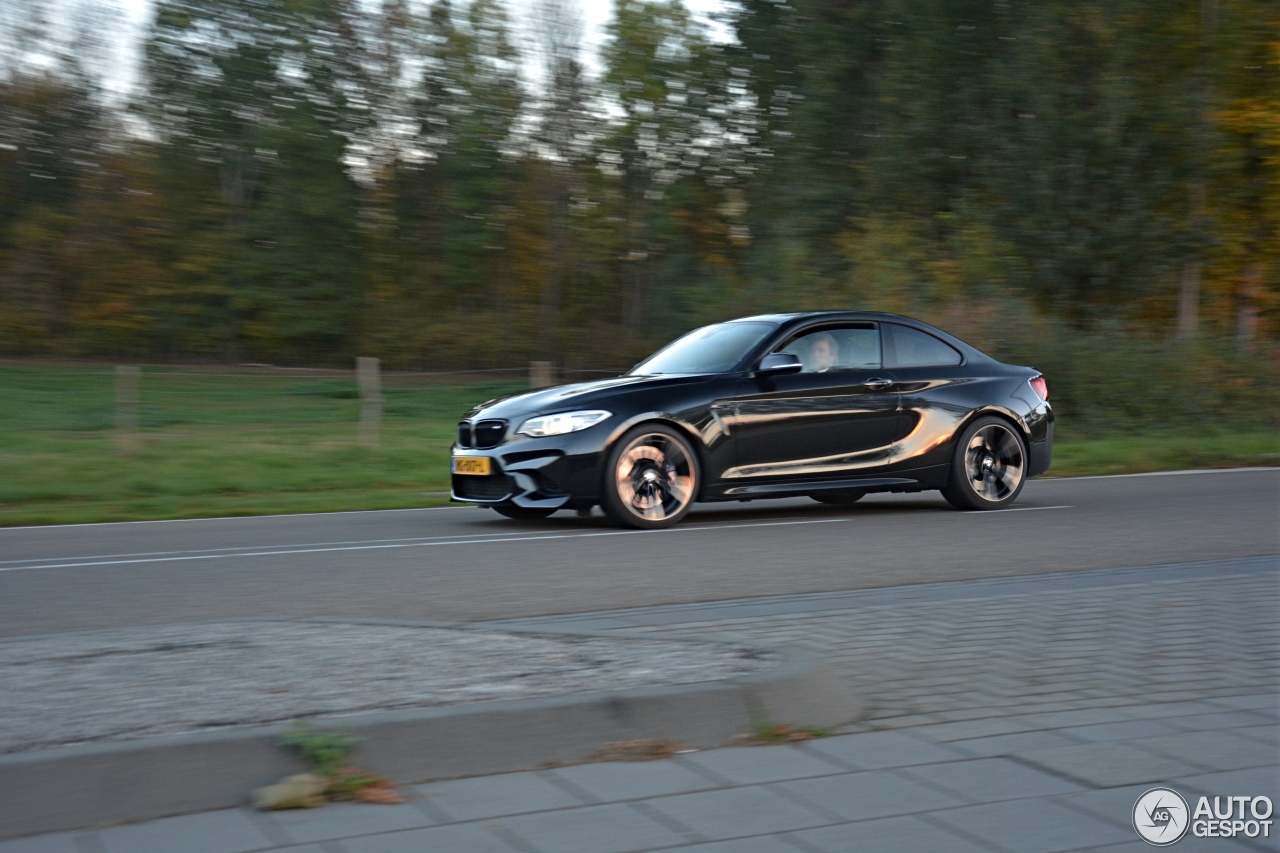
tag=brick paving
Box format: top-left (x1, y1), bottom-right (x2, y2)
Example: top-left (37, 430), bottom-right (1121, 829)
top-left (3, 557), bottom-right (1277, 853)
top-left (617, 564), bottom-right (1279, 727)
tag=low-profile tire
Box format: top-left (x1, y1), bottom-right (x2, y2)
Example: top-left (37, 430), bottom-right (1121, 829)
top-left (600, 424), bottom-right (700, 530)
top-left (810, 492), bottom-right (866, 506)
top-left (941, 415), bottom-right (1028, 511)
top-left (490, 504), bottom-right (557, 521)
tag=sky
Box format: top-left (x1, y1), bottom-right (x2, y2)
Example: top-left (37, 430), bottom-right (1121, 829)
top-left (104, 0), bottom-right (732, 101)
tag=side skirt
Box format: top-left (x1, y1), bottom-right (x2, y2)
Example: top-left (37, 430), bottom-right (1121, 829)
top-left (702, 464), bottom-right (950, 502)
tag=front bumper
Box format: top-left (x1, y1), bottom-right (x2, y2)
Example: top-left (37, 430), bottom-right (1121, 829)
top-left (449, 429), bottom-right (611, 509)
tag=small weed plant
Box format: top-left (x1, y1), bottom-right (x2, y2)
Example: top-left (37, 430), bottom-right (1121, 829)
top-left (278, 721), bottom-right (401, 803)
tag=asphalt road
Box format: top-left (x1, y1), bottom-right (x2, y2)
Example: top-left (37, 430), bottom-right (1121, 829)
top-left (0, 469), bottom-right (1276, 638)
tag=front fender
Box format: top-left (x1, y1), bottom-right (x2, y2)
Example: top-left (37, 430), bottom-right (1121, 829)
top-left (603, 411), bottom-right (714, 449)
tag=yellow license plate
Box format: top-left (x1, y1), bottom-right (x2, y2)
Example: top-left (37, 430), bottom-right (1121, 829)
top-left (452, 456), bottom-right (492, 476)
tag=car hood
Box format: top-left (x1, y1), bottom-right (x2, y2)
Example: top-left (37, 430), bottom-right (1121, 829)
top-left (462, 374), bottom-right (709, 421)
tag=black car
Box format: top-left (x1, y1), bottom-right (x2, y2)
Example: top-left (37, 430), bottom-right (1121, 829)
top-left (451, 312), bottom-right (1053, 529)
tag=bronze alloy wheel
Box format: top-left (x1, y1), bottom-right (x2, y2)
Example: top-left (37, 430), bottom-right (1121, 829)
top-left (942, 416), bottom-right (1028, 510)
top-left (601, 425), bottom-right (699, 529)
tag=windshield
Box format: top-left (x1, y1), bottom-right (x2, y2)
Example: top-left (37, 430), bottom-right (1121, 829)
top-left (630, 321), bottom-right (776, 375)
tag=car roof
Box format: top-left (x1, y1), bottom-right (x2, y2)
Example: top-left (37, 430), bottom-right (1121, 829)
top-left (730, 310), bottom-right (923, 326)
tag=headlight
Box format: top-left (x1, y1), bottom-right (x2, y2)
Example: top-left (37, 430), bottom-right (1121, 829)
top-left (517, 410), bottom-right (611, 437)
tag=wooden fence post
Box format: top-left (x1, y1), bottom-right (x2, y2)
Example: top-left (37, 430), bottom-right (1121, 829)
top-left (114, 365), bottom-right (140, 455)
top-left (530, 361), bottom-right (555, 389)
top-left (357, 357), bottom-right (382, 448)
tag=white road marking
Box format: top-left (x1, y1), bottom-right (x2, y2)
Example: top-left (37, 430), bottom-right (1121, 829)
top-left (0, 529), bottom-right (561, 567)
top-left (0, 503), bottom-right (469, 532)
top-left (0, 518), bottom-right (850, 573)
top-left (967, 505), bottom-right (1072, 514)
top-left (1, 502), bottom-right (1078, 567)
top-left (1040, 467), bottom-right (1277, 482)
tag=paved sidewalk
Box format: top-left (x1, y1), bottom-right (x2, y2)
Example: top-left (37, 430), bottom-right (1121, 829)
top-left (4, 558), bottom-right (1277, 852)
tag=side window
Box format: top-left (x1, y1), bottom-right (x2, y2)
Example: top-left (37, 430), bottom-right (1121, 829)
top-left (777, 325), bottom-right (881, 373)
top-left (883, 324), bottom-right (962, 368)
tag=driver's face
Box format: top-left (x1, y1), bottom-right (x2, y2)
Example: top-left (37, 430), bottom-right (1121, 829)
top-left (811, 339), bottom-right (836, 370)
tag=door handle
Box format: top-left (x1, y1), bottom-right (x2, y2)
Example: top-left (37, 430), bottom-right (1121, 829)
top-left (862, 378), bottom-right (893, 389)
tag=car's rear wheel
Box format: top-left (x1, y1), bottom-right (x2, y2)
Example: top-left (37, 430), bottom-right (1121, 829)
top-left (601, 425), bottom-right (699, 529)
top-left (941, 416), bottom-right (1027, 510)
top-left (491, 504), bottom-right (557, 521)
top-left (810, 492), bottom-right (865, 506)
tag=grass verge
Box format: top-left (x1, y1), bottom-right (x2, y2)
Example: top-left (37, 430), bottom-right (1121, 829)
top-left (1, 364), bottom-right (1275, 526)
top-left (1048, 430), bottom-right (1280, 478)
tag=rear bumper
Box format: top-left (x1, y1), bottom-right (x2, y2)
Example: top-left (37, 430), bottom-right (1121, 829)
top-left (1028, 420), bottom-right (1053, 478)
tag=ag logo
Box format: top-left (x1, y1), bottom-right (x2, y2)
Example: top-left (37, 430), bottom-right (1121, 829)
top-left (1134, 787), bottom-right (1190, 845)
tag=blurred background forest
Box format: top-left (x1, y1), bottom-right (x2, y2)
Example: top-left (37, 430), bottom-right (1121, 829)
top-left (1, 0), bottom-right (1276, 368)
top-left (0, 0), bottom-right (1277, 523)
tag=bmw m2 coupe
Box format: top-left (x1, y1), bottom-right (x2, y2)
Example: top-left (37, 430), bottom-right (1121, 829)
top-left (451, 312), bottom-right (1053, 528)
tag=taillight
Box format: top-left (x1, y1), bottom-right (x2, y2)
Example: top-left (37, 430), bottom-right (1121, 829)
top-left (1029, 375), bottom-right (1048, 402)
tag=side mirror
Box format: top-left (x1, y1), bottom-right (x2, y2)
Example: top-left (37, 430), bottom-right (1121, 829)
top-left (756, 352), bottom-right (803, 377)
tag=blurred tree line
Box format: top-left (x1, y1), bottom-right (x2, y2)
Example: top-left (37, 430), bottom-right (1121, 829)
top-left (0, 0), bottom-right (1276, 371)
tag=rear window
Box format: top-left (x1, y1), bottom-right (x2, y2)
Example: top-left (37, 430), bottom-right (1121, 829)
top-left (884, 324), bottom-right (962, 368)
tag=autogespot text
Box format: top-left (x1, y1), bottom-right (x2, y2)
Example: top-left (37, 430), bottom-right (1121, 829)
top-left (1191, 796), bottom-right (1273, 840)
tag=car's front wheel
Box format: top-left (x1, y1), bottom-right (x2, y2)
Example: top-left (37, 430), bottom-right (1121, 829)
top-left (601, 424), bottom-right (700, 529)
top-left (491, 504), bottom-right (557, 521)
top-left (941, 416), bottom-right (1027, 510)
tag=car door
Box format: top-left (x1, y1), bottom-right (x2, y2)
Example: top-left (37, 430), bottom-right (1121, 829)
top-left (881, 322), bottom-right (971, 470)
top-left (723, 323), bottom-right (901, 480)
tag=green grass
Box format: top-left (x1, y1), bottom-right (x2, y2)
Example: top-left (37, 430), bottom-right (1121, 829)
top-left (0, 364), bottom-right (524, 526)
top-left (0, 364), bottom-right (1275, 526)
top-left (1047, 428), bottom-right (1279, 477)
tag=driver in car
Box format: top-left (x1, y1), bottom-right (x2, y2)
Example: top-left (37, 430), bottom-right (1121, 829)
top-left (807, 332), bottom-right (838, 373)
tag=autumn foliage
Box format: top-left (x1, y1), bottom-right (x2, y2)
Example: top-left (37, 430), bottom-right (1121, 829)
top-left (0, 0), bottom-right (1275, 369)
